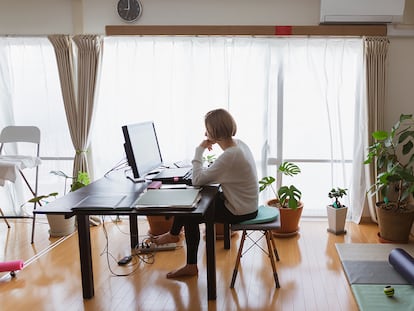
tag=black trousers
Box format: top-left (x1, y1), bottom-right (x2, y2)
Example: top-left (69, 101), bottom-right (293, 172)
top-left (170, 193), bottom-right (257, 264)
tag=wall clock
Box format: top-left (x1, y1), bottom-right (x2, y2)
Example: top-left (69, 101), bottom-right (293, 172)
top-left (117, 0), bottom-right (142, 22)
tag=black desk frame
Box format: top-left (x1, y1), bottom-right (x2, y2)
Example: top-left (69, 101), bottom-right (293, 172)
top-left (34, 172), bottom-right (219, 301)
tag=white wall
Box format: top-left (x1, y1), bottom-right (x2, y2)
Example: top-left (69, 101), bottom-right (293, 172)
top-left (0, 0), bottom-right (320, 35)
top-left (386, 38), bottom-right (414, 129)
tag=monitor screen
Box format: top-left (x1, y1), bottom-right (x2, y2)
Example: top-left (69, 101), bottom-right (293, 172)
top-left (122, 121), bottom-right (163, 179)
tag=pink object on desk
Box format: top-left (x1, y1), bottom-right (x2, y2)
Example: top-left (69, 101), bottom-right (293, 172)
top-left (148, 181), bottom-right (162, 189)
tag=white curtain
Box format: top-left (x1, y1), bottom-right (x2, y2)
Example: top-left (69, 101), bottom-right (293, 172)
top-left (0, 37), bottom-right (72, 215)
top-left (91, 36), bottom-right (364, 217)
top-left (0, 36), bottom-right (365, 217)
top-left (91, 36), bottom-right (269, 178)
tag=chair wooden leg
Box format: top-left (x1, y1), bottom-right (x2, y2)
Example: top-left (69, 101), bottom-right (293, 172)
top-left (230, 230), bottom-right (247, 288)
top-left (265, 230), bottom-right (280, 288)
top-left (30, 213), bottom-right (36, 244)
top-left (269, 232), bottom-right (280, 261)
top-left (0, 208), bottom-right (11, 228)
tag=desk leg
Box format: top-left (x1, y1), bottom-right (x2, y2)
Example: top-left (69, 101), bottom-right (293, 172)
top-left (129, 215), bottom-right (139, 248)
top-left (77, 214), bottom-right (94, 299)
top-left (205, 218), bottom-right (217, 300)
top-left (224, 223), bottom-right (231, 249)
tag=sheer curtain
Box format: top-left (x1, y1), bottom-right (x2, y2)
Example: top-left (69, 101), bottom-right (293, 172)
top-left (91, 36), bottom-right (364, 217)
top-left (265, 38), bottom-right (364, 217)
top-left (91, 37), bottom-right (269, 177)
top-left (0, 37), bottom-right (72, 215)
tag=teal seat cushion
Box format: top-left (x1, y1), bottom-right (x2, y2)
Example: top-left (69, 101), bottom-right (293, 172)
top-left (239, 205), bottom-right (279, 225)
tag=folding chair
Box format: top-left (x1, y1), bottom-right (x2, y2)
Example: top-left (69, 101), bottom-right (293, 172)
top-left (0, 126), bottom-right (41, 243)
top-left (227, 205), bottom-right (281, 289)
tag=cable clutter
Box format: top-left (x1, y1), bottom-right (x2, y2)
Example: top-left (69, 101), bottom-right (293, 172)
top-left (99, 216), bottom-right (180, 277)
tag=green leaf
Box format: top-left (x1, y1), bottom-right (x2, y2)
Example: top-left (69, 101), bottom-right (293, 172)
top-left (28, 192), bottom-right (58, 203)
top-left (402, 140), bottom-right (414, 155)
top-left (400, 114), bottom-right (413, 122)
top-left (278, 185), bottom-right (302, 209)
top-left (50, 170), bottom-right (72, 179)
top-left (372, 131), bottom-right (388, 141)
top-left (279, 162), bottom-right (301, 176)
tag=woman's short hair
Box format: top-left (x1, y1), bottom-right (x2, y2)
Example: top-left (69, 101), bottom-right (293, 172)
top-left (204, 108), bottom-right (237, 140)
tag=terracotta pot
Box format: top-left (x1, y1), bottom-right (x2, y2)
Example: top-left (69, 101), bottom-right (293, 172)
top-left (267, 199), bottom-right (303, 237)
top-left (376, 202), bottom-right (414, 243)
top-left (147, 215), bottom-right (174, 236)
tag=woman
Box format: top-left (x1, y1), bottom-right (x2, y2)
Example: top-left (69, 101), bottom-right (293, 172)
top-left (151, 108), bottom-right (258, 278)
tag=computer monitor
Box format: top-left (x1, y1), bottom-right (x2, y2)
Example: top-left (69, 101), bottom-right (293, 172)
top-left (122, 121), bottom-right (163, 180)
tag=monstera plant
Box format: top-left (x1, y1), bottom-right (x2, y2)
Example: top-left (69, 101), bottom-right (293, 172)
top-left (259, 162), bottom-right (303, 236)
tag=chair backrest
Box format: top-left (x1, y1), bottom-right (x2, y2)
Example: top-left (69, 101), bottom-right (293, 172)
top-left (0, 126), bottom-right (41, 144)
top-left (0, 126), bottom-right (41, 157)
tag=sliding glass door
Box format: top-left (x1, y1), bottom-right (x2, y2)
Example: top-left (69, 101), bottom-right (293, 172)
top-left (92, 36), bottom-right (363, 217)
top-left (0, 36), bottom-right (363, 217)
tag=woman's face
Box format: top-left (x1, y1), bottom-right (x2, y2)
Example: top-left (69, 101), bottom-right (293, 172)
top-left (205, 125), bottom-right (215, 141)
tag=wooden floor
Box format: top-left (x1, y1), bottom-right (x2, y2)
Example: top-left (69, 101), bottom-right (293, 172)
top-left (0, 215), bottom-right (405, 311)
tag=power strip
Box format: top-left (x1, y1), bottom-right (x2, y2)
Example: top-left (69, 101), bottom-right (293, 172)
top-left (137, 242), bottom-right (177, 253)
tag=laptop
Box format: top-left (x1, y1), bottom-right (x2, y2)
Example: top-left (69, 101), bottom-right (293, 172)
top-left (134, 188), bottom-right (201, 210)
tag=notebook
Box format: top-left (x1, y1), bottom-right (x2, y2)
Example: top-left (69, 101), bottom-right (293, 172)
top-left (134, 188), bottom-right (201, 210)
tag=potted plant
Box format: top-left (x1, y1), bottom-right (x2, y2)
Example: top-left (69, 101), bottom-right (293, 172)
top-left (364, 113), bottom-right (414, 243)
top-left (259, 161), bottom-right (303, 237)
top-left (327, 187), bottom-right (348, 235)
top-left (30, 171), bottom-right (91, 237)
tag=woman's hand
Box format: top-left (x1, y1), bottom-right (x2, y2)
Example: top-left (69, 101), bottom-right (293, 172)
top-left (200, 139), bottom-right (215, 151)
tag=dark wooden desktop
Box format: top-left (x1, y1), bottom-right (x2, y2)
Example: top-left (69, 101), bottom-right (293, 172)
top-left (34, 170), bottom-right (219, 301)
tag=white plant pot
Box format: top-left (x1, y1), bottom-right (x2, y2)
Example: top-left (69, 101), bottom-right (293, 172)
top-left (327, 205), bottom-right (348, 235)
top-left (46, 214), bottom-right (76, 237)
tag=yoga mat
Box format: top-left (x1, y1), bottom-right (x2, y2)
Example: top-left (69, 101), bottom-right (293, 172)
top-left (389, 248), bottom-right (414, 285)
top-left (336, 243), bottom-right (414, 311)
top-left (336, 243), bottom-right (414, 262)
top-left (342, 260), bottom-right (409, 285)
top-left (0, 260), bottom-right (24, 272)
top-left (352, 284), bottom-right (414, 311)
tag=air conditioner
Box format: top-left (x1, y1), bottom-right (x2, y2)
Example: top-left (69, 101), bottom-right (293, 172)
top-left (320, 0), bottom-right (406, 24)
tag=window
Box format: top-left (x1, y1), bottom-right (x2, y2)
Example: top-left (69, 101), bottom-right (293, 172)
top-left (0, 37), bottom-right (73, 214)
top-left (0, 36), bottom-right (363, 217)
top-left (92, 36), bottom-right (363, 217)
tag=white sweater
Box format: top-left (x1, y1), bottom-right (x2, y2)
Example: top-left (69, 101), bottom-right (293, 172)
top-left (191, 139), bottom-right (258, 215)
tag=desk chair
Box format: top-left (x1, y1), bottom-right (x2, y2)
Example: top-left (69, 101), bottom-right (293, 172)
top-left (228, 205), bottom-right (281, 289)
top-left (0, 126), bottom-right (41, 243)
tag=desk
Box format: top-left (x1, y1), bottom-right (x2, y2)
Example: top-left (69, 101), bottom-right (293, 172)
top-left (34, 170), bottom-right (219, 301)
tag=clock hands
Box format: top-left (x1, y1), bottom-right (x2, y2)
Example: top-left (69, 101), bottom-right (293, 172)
top-left (118, 0), bottom-right (142, 22)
